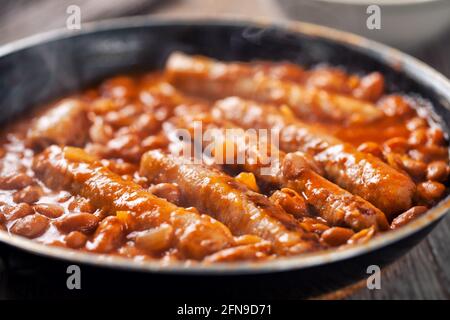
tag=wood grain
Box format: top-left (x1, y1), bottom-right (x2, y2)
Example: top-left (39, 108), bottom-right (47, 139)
top-left (0, 0), bottom-right (449, 300)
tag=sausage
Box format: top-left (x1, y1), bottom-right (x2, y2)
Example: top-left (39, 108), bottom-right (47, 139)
top-left (286, 168), bottom-right (389, 230)
top-left (316, 144), bottom-right (416, 218)
top-left (139, 150), bottom-right (319, 255)
top-left (166, 52), bottom-right (383, 124)
top-left (212, 97), bottom-right (416, 218)
top-left (32, 146), bottom-right (233, 259)
top-left (27, 99), bottom-right (89, 149)
top-left (168, 112), bottom-right (389, 230)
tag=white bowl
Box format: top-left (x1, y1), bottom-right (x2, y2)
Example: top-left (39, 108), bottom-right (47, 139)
top-left (278, 0), bottom-right (450, 51)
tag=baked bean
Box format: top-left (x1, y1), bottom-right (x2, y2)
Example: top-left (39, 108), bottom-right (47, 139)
top-left (92, 209), bottom-right (108, 222)
top-left (134, 175), bottom-right (149, 188)
top-left (101, 159), bottom-right (137, 176)
top-left (130, 113), bottom-right (160, 136)
top-left (406, 117), bottom-right (427, 131)
top-left (108, 134), bottom-right (139, 152)
top-left (89, 118), bottom-right (113, 144)
top-left (55, 212), bottom-right (99, 234)
top-left (5, 203), bottom-right (34, 221)
top-left (320, 227), bottom-right (355, 246)
top-left (13, 185), bottom-right (43, 204)
top-left (116, 244), bottom-right (143, 258)
top-left (408, 149), bottom-right (428, 163)
top-left (86, 216), bottom-right (124, 253)
top-left (141, 134), bottom-right (169, 151)
top-left (306, 68), bottom-right (352, 93)
top-left (416, 181), bottom-right (446, 204)
top-left (399, 157), bottom-right (427, 180)
top-left (10, 214), bottom-right (49, 238)
top-left (299, 217), bottom-right (330, 234)
top-left (426, 161), bottom-right (449, 182)
top-left (204, 242), bottom-right (272, 263)
top-left (57, 191), bottom-right (72, 203)
top-left (107, 134), bottom-right (142, 162)
top-left (148, 183), bottom-right (181, 205)
top-left (91, 98), bottom-right (120, 114)
top-left (303, 223), bottom-right (330, 235)
top-left (269, 63), bottom-right (305, 81)
top-left (302, 216), bottom-right (328, 225)
top-left (383, 137), bottom-right (410, 154)
top-left (409, 128), bottom-right (428, 146)
top-left (104, 105), bottom-right (139, 127)
top-left (65, 231), bottom-right (88, 249)
top-left (121, 174), bottom-right (133, 182)
top-left (391, 206), bottom-right (428, 230)
top-left (155, 104), bottom-right (175, 123)
top-left (134, 211), bottom-right (159, 231)
top-left (0, 172), bottom-right (33, 190)
top-left (234, 234), bottom-right (264, 246)
top-left (175, 212), bottom-right (233, 260)
top-left (385, 153), bottom-right (404, 172)
top-left (409, 146), bottom-right (447, 163)
top-left (68, 196), bottom-right (95, 213)
top-left (353, 72), bottom-right (384, 101)
top-left (427, 127), bottom-right (445, 146)
top-left (101, 76), bottom-right (137, 100)
top-left (420, 145), bottom-right (448, 161)
top-left (83, 143), bottom-right (109, 159)
top-left (357, 142), bottom-right (383, 159)
top-left (33, 203), bottom-right (64, 218)
top-left (280, 104), bottom-right (295, 119)
top-left (378, 95), bottom-right (413, 117)
top-left (134, 223), bottom-right (174, 254)
top-left (270, 188), bottom-right (308, 218)
top-left (347, 226), bottom-right (375, 245)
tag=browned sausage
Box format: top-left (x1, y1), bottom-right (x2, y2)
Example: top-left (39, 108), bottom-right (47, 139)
top-left (32, 146), bottom-right (233, 259)
top-left (27, 99), bottom-right (89, 149)
top-left (139, 150), bottom-right (319, 255)
top-left (213, 97), bottom-right (416, 218)
top-left (166, 52), bottom-right (383, 124)
top-left (167, 112), bottom-right (389, 230)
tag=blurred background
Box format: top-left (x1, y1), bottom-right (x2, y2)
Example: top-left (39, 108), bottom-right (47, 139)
top-left (2, 0), bottom-right (450, 50)
top-left (1, 0), bottom-right (449, 300)
top-left (1, 0), bottom-right (449, 78)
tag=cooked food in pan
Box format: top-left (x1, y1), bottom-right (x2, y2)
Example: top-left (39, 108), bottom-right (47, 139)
top-left (0, 52), bottom-right (448, 263)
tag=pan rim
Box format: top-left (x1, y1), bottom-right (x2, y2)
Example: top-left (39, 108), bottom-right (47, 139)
top-left (0, 15), bottom-right (449, 275)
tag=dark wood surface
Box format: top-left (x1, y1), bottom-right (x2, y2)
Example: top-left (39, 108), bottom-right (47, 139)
top-left (0, 0), bottom-right (449, 300)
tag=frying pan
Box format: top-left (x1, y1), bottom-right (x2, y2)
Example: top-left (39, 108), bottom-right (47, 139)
top-left (0, 17), bottom-right (449, 296)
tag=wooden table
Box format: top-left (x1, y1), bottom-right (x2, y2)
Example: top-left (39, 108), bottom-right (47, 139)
top-left (1, 0), bottom-right (449, 300)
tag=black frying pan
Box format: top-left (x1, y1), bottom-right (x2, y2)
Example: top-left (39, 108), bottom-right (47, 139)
top-left (0, 17), bottom-right (449, 298)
